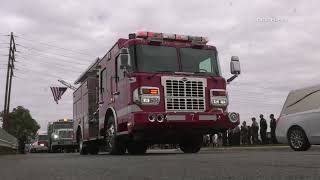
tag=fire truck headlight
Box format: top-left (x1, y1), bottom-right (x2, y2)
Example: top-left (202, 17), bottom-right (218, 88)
top-left (141, 96), bottom-right (160, 105)
top-left (211, 97), bottom-right (228, 106)
top-left (134, 87), bottom-right (160, 105)
top-left (210, 89), bottom-right (228, 107)
top-left (53, 134), bottom-right (59, 139)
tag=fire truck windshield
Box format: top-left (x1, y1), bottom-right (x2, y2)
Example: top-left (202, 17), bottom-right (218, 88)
top-left (131, 45), bottom-right (221, 76)
top-left (180, 48), bottom-right (220, 76)
top-left (134, 45), bottom-right (179, 72)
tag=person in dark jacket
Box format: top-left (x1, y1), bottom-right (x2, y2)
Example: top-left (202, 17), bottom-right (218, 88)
top-left (270, 114), bottom-right (277, 144)
top-left (251, 117), bottom-right (259, 144)
top-left (241, 121), bottom-right (249, 145)
top-left (259, 114), bottom-right (268, 144)
top-left (233, 126), bottom-right (241, 146)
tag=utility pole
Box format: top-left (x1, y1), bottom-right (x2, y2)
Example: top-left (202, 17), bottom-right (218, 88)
top-left (2, 32), bottom-right (16, 130)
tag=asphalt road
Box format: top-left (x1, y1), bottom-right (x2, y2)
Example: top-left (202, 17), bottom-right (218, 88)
top-left (1, 146), bottom-right (320, 180)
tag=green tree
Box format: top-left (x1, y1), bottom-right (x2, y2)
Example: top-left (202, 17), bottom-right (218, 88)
top-left (2, 106), bottom-right (40, 153)
top-left (7, 106), bottom-right (40, 138)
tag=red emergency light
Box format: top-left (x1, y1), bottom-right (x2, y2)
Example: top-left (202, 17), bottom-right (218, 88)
top-left (131, 31), bottom-right (208, 44)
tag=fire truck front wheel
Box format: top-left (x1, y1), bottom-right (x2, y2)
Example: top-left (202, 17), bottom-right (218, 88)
top-left (105, 116), bottom-right (126, 155)
top-left (179, 135), bottom-right (203, 153)
top-left (78, 132), bottom-right (88, 155)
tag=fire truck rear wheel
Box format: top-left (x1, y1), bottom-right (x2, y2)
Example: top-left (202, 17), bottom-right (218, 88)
top-left (179, 135), bottom-right (203, 153)
top-left (105, 116), bottom-right (126, 155)
top-left (127, 142), bottom-right (147, 155)
top-left (88, 142), bottom-right (99, 155)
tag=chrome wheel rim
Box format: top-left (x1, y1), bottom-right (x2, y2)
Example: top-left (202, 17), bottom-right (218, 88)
top-left (290, 130), bottom-right (304, 149)
top-left (106, 124), bottom-right (115, 148)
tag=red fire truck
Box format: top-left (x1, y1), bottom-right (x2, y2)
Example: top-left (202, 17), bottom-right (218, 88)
top-left (73, 31), bottom-right (241, 155)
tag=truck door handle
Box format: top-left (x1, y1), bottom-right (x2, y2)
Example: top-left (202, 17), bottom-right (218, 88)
top-left (113, 92), bottom-right (120, 96)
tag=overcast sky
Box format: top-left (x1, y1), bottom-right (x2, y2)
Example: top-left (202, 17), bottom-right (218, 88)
top-left (0, 0), bottom-right (319, 132)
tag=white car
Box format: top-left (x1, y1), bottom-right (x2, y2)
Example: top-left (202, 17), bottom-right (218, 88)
top-left (276, 84), bottom-right (320, 151)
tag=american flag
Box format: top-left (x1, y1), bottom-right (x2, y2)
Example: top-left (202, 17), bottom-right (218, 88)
top-left (50, 87), bottom-right (67, 104)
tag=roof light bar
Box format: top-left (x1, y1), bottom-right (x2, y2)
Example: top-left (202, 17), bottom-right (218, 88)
top-left (133, 31), bottom-right (208, 44)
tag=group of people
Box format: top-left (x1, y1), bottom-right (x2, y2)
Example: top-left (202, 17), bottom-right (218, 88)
top-left (203, 114), bottom-right (278, 147)
top-left (241, 114), bottom-right (277, 145)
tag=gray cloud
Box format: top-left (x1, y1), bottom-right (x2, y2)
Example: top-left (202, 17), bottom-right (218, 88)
top-left (0, 0), bottom-right (319, 131)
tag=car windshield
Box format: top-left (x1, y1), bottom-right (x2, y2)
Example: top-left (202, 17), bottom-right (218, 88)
top-left (180, 48), bottom-right (221, 76)
top-left (38, 135), bottom-right (48, 141)
top-left (131, 45), bottom-right (220, 76)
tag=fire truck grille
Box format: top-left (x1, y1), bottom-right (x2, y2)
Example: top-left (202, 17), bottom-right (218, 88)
top-left (165, 79), bottom-right (205, 111)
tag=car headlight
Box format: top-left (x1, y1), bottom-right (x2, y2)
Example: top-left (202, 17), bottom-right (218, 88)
top-left (210, 89), bottom-right (228, 107)
top-left (134, 87), bottom-right (160, 105)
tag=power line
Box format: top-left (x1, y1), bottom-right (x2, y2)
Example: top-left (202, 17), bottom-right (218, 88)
top-left (15, 63), bottom-right (80, 84)
top-left (16, 68), bottom-right (66, 80)
top-left (15, 34), bottom-right (96, 57)
top-left (16, 54), bottom-right (90, 69)
top-left (16, 60), bottom-right (84, 74)
top-left (14, 72), bottom-right (71, 84)
top-left (16, 49), bottom-right (92, 67)
top-left (17, 44), bottom-right (92, 62)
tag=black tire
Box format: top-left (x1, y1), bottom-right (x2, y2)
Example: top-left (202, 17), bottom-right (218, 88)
top-left (127, 142), bottom-right (147, 155)
top-left (180, 135), bottom-right (203, 153)
top-left (105, 116), bottom-right (126, 155)
top-left (88, 142), bottom-right (99, 155)
top-left (50, 146), bottom-right (56, 153)
top-left (79, 133), bottom-right (88, 155)
top-left (288, 127), bottom-right (311, 151)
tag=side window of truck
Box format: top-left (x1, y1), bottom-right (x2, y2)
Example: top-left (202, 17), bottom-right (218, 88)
top-left (116, 55), bottom-right (124, 81)
top-left (100, 68), bottom-right (106, 95)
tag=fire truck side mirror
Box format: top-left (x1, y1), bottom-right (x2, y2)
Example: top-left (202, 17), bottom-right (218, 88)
top-left (119, 54), bottom-right (130, 70)
top-left (230, 56), bottom-right (241, 75)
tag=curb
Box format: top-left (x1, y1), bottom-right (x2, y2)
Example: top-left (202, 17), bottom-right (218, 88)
top-left (201, 145), bottom-right (290, 151)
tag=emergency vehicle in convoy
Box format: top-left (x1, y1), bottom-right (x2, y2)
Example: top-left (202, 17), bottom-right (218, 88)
top-left (48, 119), bottom-right (76, 153)
top-left (73, 31), bottom-right (241, 155)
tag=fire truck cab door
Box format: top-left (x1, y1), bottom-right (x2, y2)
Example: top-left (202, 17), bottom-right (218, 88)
top-left (113, 55), bottom-right (130, 123)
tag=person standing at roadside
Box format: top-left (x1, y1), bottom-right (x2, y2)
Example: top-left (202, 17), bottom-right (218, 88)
top-left (251, 117), bottom-right (259, 144)
top-left (248, 125), bottom-right (252, 145)
top-left (259, 114), bottom-right (268, 144)
top-left (241, 121), bottom-right (249, 145)
top-left (270, 114), bottom-right (277, 144)
top-left (233, 126), bottom-right (241, 146)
